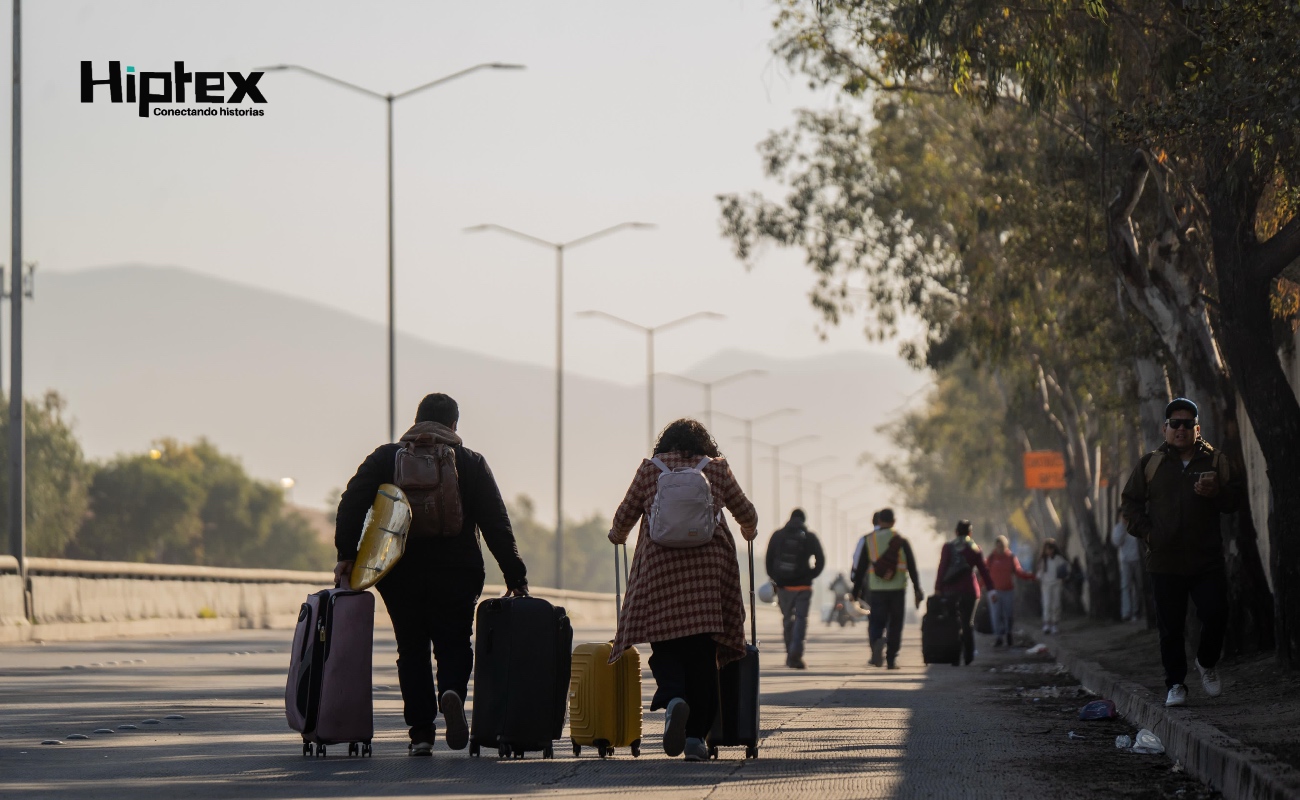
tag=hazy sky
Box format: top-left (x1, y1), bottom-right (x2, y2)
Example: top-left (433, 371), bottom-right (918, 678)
top-left (1, 0), bottom-right (911, 388)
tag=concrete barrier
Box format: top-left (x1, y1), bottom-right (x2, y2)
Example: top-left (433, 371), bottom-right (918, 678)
top-left (0, 556), bottom-right (616, 644)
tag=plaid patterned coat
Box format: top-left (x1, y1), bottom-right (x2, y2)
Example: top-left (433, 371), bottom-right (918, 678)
top-left (609, 453), bottom-right (758, 667)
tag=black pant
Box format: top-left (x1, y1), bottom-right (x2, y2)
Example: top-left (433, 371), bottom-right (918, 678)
top-left (1149, 569), bottom-right (1228, 689)
top-left (376, 559), bottom-right (484, 742)
top-left (954, 593), bottom-right (977, 665)
top-left (868, 589), bottom-right (906, 663)
top-left (648, 633), bottom-right (719, 739)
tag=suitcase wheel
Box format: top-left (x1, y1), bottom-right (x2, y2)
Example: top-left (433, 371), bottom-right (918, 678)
top-left (543, 744), bottom-right (554, 760)
top-left (316, 744), bottom-right (327, 758)
top-left (302, 742), bottom-right (313, 758)
top-left (470, 742), bottom-right (480, 758)
top-left (707, 744), bottom-right (718, 760)
top-left (348, 742), bottom-right (358, 757)
top-left (606, 746), bottom-right (615, 757)
top-left (363, 742), bottom-right (372, 757)
top-left (746, 745), bottom-right (758, 759)
top-left (594, 738), bottom-right (610, 759)
top-left (571, 741), bottom-right (581, 758)
top-left (513, 747), bottom-right (526, 759)
top-left (631, 740), bottom-right (641, 758)
top-left (497, 745), bottom-right (510, 759)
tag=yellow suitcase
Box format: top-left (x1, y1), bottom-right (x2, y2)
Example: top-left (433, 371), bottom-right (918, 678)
top-left (568, 641), bottom-right (642, 758)
top-left (349, 484), bottom-right (412, 590)
top-left (568, 544), bottom-right (642, 757)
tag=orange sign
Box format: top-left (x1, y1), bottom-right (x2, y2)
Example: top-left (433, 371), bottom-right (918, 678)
top-left (1023, 451), bottom-right (1066, 490)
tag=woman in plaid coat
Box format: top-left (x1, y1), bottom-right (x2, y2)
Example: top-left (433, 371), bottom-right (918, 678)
top-left (608, 418), bottom-right (758, 761)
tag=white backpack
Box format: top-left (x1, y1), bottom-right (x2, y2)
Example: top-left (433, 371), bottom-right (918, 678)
top-left (647, 456), bottom-right (718, 549)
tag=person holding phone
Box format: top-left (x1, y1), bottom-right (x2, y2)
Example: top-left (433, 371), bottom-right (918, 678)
top-left (1120, 397), bottom-right (1243, 708)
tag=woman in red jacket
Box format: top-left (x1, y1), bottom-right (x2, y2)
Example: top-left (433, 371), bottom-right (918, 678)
top-left (985, 535), bottom-right (1036, 647)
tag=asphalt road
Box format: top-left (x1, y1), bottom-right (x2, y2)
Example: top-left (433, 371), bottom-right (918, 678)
top-left (0, 608), bottom-right (1191, 799)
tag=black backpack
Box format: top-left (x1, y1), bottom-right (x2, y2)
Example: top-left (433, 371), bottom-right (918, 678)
top-left (770, 530), bottom-right (809, 584)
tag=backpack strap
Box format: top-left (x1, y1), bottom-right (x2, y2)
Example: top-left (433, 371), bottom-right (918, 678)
top-left (1143, 451), bottom-right (1164, 484)
top-left (650, 457), bottom-right (671, 474)
top-left (691, 456), bottom-right (712, 473)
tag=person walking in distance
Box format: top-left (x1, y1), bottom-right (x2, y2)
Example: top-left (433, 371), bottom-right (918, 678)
top-left (934, 520), bottom-right (994, 666)
top-left (1121, 397), bottom-right (1242, 708)
top-left (333, 393), bottom-right (529, 756)
top-left (765, 508), bottom-right (826, 669)
top-left (1111, 518), bottom-right (1143, 622)
top-left (985, 535), bottom-right (1036, 647)
top-left (607, 419), bottom-right (758, 761)
top-left (1036, 539), bottom-right (1067, 635)
top-left (850, 508), bottom-right (924, 669)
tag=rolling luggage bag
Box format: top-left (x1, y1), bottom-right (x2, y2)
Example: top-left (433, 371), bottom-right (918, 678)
top-left (921, 594), bottom-right (962, 666)
top-left (568, 543), bottom-right (643, 758)
top-left (707, 538), bottom-right (760, 760)
top-left (285, 588), bottom-right (375, 757)
top-left (469, 595), bottom-right (573, 759)
top-left (974, 597), bottom-right (993, 635)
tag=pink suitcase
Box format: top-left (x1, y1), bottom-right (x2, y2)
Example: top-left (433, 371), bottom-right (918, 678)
top-left (285, 588), bottom-right (374, 757)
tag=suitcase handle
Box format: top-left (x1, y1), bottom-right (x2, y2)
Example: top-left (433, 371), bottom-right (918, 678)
top-left (613, 543), bottom-right (629, 622)
top-left (747, 538), bottom-right (757, 647)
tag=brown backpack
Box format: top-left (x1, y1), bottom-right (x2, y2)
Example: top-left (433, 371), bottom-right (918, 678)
top-left (393, 434), bottom-right (463, 538)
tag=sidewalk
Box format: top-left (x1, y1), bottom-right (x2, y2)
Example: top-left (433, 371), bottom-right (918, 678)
top-left (1049, 619), bottom-right (1300, 800)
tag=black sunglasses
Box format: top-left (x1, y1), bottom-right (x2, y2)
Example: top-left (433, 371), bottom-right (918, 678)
top-left (1165, 418), bottom-right (1197, 430)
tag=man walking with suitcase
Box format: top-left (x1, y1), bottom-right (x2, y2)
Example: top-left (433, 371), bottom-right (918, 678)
top-left (765, 509), bottom-right (825, 669)
top-left (334, 393), bottom-right (530, 756)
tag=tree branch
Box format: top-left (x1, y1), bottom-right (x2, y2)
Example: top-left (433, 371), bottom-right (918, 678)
top-left (1258, 213), bottom-right (1300, 281)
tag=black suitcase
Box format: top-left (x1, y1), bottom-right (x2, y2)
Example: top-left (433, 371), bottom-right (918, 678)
top-left (973, 597), bottom-right (993, 635)
top-left (922, 594), bottom-right (962, 666)
top-left (468, 596), bottom-right (573, 759)
top-left (707, 539), bottom-right (760, 759)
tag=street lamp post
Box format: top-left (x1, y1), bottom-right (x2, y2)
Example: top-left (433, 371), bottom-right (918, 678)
top-left (465, 222), bottom-right (652, 590)
top-left (260, 62), bottom-right (524, 441)
top-left (807, 472), bottom-right (853, 561)
top-left (657, 369), bottom-right (765, 431)
top-left (577, 311), bottom-right (725, 452)
top-left (714, 408), bottom-right (798, 497)
top-left (788, 455), bottom-right (835, 509)
top-left (829, 485), bottom-right (871, 573)
top-left (754, 435), bottom-right (818, 528)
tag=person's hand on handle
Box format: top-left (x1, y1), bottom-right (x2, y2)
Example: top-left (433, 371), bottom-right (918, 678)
top-left (503, 585), bottom-right (530, 598)
top-left (608, 529), bottom-right (626, 545)
top-left (741, 526), bottom-right (758, 542)
top-left (333, 560), bottom-right (354, 590)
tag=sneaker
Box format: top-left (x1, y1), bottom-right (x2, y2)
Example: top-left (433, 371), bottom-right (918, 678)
top-left (1165, 684), bottom-right (1188, 707)
top-left (683, 737), bottom-right (708, 762)
top-left (440, 690), bottom-right (469, 750)
top-left (1042, 624), bottom-right (1050, 634)
top-left (788, 656), bottom-right (807, 670)
top-left (870, 639), bottom-right (885, 667)
top-left (1050, 624), bottom-right (1059, 635)
top-left (1196, 660), bottom-right (1222, 697)
top-left (408, 741), bottom-right (433, 757)
top-left (663, 698), bottom-right (690, 757)
top-left (886, 661), bottom-right (899, 670)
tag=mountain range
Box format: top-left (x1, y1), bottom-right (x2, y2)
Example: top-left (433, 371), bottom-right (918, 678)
top-left (23, 265), bottom-right (934, 569)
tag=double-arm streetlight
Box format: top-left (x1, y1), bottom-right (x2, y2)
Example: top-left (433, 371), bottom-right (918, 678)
top-left (259, 62), bottom-right (524, 441)
top-left (577, 311), bottom-right (725, 452)
top-left (464, 223), bottom-right (652, 590)
top-left (657, 369), bottom-right (765, 431)
top-left (713, 407), bottom-right (798, 497)
top-left (807, 472), bottom-right (853, 562)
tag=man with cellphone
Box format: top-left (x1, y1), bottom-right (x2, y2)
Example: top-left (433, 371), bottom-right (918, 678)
top-left (1120, 398), bottom-right (1242, 707)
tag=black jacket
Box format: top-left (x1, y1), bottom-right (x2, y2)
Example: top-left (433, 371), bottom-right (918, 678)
top-left (335, 441), bottom-right (528, 590)
top-left (1120, 440), bottom-right (1242, 576)
top-left (765, 523), bottom-right (825, 587)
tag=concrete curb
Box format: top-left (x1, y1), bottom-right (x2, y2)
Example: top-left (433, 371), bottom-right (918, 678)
top-left (1051, 635), bottom-right (1300, 800)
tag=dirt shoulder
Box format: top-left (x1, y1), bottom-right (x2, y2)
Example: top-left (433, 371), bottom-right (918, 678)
top-left (1050, 618), bottom-right (1300, 771)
